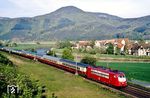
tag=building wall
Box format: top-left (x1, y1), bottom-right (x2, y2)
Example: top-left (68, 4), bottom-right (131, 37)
top-left (138, 48), bottom-right (146, 56)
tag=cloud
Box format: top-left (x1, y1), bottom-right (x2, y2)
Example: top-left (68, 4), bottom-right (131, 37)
top-left (1, 0), bottom-right (150, 18)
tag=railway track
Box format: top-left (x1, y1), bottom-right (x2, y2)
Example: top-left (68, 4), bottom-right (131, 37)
top-left (85, 78), bottom-right (150, 98)
top-left (121, 85), bottom-right (150, 98)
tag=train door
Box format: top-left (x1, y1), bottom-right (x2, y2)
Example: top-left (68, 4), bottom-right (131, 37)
top-left (86, 66), bottom-right (92, 78)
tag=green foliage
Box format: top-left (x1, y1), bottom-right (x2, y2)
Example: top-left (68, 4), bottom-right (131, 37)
top-left (62, 48), bottom-right (74, 60)
top-left (95, 47), bottom-right (107, 54)
top-left (31, 48), bottom-right (37, 53)
top-left (47, 50), bottom-right (57, 57)
top-left (106, 43), bottom-right (114, 54)
top-left (0, 53), bottom-right (13, 66)
top-left (87, 47), bottom-right (107, 54)
top-left (0, 41), bottom-right (3, 46)
top-left (0, 53), bottom-right (44, 98)
top-left (87, 49), bottom-right (96, 54)
top-left (11, 42), bottom-right (17, 47)
top-left (89, 40), bottom-right (95, 48)
top-left (0, 40), bottom-right (17, 47)
top-left (78, 48), bottom-right (87, 53)
top-left (81, 56), bottom-right (97, 66)
top-left (0, 66), bottom-right (17, 97)
top-left (52, 93), bottom-right (57, 98)
top-left (36, 42), bottom-right (40, 45)
top-left (114, 47), bottom-right (120, 55)
top-left (78, 47), bottom-right (107, 55)
top-left (56, 41), bottom-right (73, 49)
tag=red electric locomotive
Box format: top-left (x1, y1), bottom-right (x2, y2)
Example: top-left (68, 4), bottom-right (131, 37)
top-left (86, 66), bottom-right (127, 87)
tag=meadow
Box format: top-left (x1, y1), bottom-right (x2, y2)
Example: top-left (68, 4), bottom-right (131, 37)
top-left (97, 62), bottom-right (150, 82)
top-left (11, 41), bottom-right (55, 50)
top-left (0, 52), bottom-right (125, 98)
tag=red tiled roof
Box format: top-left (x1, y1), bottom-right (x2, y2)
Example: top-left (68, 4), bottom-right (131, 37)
top-left (96, 38), bottom-right (129, 49)
top-left (78, 41), bottom-right (90, 46)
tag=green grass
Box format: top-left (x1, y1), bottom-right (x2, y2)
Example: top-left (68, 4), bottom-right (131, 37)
top-left (1, 52), bottom-right (125, 98)
top-left (97, 62), bottom-right (150, 82)
top-left (96, 54), bottom-right (150, 59)
top-left (10, 41), bottom-right (56, 50)
top-left (76, 52), bottom-right (150, 60)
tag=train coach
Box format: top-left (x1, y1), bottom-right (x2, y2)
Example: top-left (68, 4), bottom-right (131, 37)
top-left (0, 47), bottom-right (127, 87)
top-left (37, 55), bottom-right (89, 76)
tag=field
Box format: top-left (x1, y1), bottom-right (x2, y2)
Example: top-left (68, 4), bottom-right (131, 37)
top-left (97, 62), bottom-right (150, 82)
top-left (11, 41), bottom-right (55, 50)
top-left (0, 52), bottom-right (125, 98)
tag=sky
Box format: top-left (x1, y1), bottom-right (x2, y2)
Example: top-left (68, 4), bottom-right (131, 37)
top-left (0, 0), bottom-right (150, 18)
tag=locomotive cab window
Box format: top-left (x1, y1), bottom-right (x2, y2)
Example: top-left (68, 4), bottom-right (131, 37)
top-left (118, 75), bottom-right (125, 78)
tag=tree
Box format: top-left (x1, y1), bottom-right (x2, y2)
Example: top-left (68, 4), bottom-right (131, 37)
top-left (95, 47), bottom-right (107, 54)
top-left (56, 41), bottom-right (73, 49)
top-left (36, 42), bottom-right (40, 45)
top-left (4, 40), bottom-right (11, 46)
top-left (31, 48), bottom-right (37, 53)
top-left (80, 56), bottom-right (97, 66)
top-left (47, 50), bottom-right (57, 57)
top-left (12, 42), bottom-right (17, 47)
top-left (89, 40), bottom-right (95, 48)
top-left (0, 53), bottom-right (45, 98)
top-left (0, 40), bottom-right (3, 46)
top-left (62, 48), bottom-right (74, 60)
top-left (88, 49), bottom-right (96, 54)
top-left (106, 43), bottom-right (114, 54)
top-left (0, 53), bottom-right (13, 66)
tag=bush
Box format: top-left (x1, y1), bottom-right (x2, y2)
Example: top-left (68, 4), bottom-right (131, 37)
top-left (88, 49), bottom-right (96, 54)
top-left (62, 48), bottom-right (74, 60)
top-left (0, 53), bottom-right (13, 66)
top-left (0, 54), bottom-right (44, 98)
top-left (106, 43), bottom-right (114, 54)
top-left (31, 48), bottom-right (37, 53)
top-left (81, 56), bottom-right (97, 66)
top-left (47, 50), bottom-right (57, 57)
top-left (56, 41), bottom-right (73, 49)
top-left (11, 43), bottom-right (17, 47)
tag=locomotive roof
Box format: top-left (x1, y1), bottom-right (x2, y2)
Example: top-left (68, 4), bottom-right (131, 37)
top-left (91, 66), bottom-right (123, 74)
top-left (60, 59), bottom-right (89, 67)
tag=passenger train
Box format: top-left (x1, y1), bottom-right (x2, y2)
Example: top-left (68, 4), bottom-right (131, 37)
top-left (0, 47), bottom-right (127, 87)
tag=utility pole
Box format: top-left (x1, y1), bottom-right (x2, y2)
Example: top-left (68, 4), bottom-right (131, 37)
top-left (75, 53), bottom-right (78, 75)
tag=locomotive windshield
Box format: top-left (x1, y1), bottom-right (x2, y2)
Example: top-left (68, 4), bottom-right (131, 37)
top-left (118, 75), bottom-right (126, 82)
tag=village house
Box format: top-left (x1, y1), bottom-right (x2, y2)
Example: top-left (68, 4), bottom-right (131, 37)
top-left (95, 38), bottom-right (129, 54)
top-left (73, 41), bottom-right (91, 49)
top-left (73, 39), bottom-right (150, 56)
top-left (130, 42), bottom-right (150, 56)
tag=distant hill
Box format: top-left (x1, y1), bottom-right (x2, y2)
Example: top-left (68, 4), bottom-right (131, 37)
top-left (0, 6), bottom-right (150, 41)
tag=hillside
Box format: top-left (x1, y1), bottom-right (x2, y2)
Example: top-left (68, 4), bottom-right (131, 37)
top-left (0, 6), bottom-right (150, 41)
